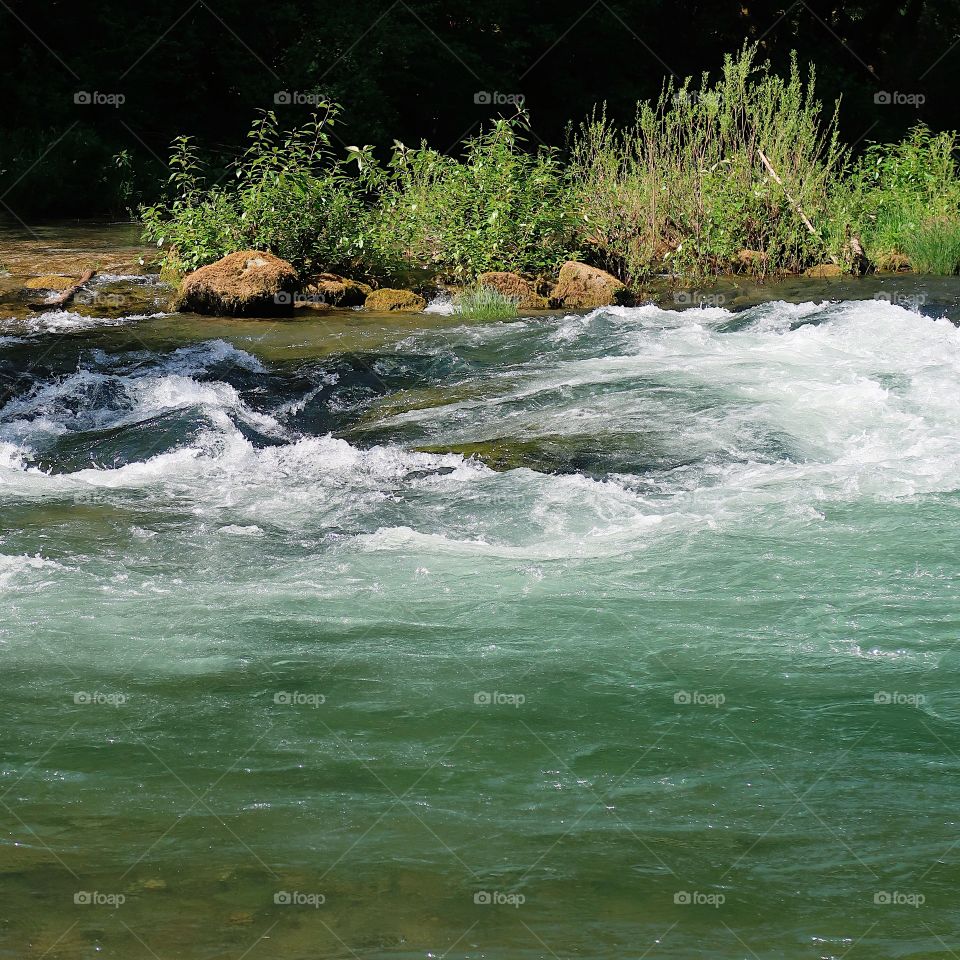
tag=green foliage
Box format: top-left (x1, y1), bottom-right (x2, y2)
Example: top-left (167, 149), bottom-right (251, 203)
top-left (568, 45), bottom-right (846, 283)
top-left (831, 126), bottom-right (960, 273)
top-left (142, 110), bottom-right (576, 283)
top-left (366, 118), bottom-right (577, 281)
top-left (141, 106), bottom-right (365, 276)
top-left (454, 283), bottom-right (520, 321)
top-left (137, 57), bottom-right (960, 287)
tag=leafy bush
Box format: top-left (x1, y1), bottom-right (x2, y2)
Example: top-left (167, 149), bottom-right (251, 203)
top-left (141, 110), bottom-right (573, 283)
top-left (568, 45), bottom-right (846, 283)
top-left (141, 106), bottom-right (365, 276)
top-left (365, 118), bottom-right (577, 281)
top-left (454, 283), bottom-right (520, 320)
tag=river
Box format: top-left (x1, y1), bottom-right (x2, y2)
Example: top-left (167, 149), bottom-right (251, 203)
top-left (2, 222), bottom-right (960, 959)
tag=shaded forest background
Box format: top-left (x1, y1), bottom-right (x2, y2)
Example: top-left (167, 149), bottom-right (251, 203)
top-left (1, 0), bottom-right (958, 217)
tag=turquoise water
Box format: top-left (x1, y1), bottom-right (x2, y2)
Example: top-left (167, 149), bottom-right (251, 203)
top-left (2, 275), bottom-right (960, 958)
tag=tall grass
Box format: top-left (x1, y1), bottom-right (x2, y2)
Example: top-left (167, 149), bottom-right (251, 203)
top-left (568, 46), bottom-right (846, 283)
top-left (454, 283), bottom-right (520, 320)
top-left (831, 126), bottom-right (960, 273)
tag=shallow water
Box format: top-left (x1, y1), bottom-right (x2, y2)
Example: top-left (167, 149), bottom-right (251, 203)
top-left (3, 225), bottom-right (960, 959)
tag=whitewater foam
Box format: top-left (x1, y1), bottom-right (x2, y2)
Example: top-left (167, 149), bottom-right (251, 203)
top-left (0, 301), bottom-right (958, 559)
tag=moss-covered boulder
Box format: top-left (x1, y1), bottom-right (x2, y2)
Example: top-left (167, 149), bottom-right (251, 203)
top-left (364, 288), bottom-right (427, 312)
top-left (550, 261), bottom-right (634, 309)
top-left (883, 253), bottom-right (913, 272)
top-left (302, 273), bottom-right (373, 307)
top-left (476, 272), bottom-right (548, 310)
top-left (176, 251), bottom-right (298, 317)
top-left (24, 275), bottom-right (77, 292)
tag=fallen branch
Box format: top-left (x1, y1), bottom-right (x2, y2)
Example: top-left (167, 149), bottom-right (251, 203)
top-left (757, 149), bottom-right (859, 270)
top-left (757, 149), bottom-right (820, 239)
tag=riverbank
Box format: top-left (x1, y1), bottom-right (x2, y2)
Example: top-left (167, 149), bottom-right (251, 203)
top-left (5, 221), bottom-right (960, 336)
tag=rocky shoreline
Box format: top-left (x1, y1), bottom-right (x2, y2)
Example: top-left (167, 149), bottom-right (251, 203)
top-left (2, 225), bottom-right (948, 326)
top-left (170, 250), bottom-right (640, 318)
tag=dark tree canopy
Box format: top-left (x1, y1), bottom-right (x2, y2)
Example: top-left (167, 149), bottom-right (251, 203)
top-left (1, 0), bottom-right (958, 215)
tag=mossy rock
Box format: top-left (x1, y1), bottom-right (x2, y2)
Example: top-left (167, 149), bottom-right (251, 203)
top-left (293, 299), bottom-right (333, 313)
top-left (365, 288), bottom-right (427, 312)
top-left (736, 250), bottom-right (768, 270)
top-left (803, 262), bottom-right (845, 278)
top-left (176, 250), bottom-right (298, 317)
top-left (550, 261), bottom-right (634, 308)
top-left (24, 275), bottom-right (76, 292)
top-left (880, 253), bottom-right (913, 273)
top-left (303, 273), bottom-right (373, 307)
top-left (416, 438), bottom-right (557, 472)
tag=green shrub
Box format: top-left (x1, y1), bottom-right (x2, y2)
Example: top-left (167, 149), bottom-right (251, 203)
top-left (141, 106), bottom-right (365, 276)
top-left (365, 117), bottom-right (577, 281)
top-left (454, 283), bottom-right (520, 321)
top-left (568, 45), bottom-right (846, 283)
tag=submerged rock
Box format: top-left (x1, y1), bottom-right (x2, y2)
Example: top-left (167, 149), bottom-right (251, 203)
top-left (550, 261), bottom-right (634, 308)
top-left (364, 288), bottom-right (427, 312)
top-left (476, 271), bottom-right (548, 310)
top-left (303, 273), bottom-right (372, 307)
top-left (176, 250), bottom-right (298, 317)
